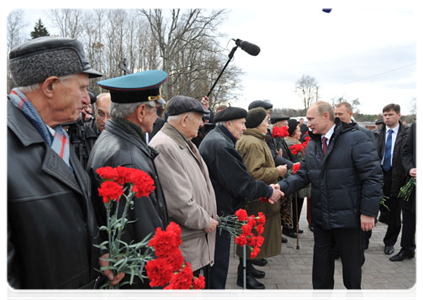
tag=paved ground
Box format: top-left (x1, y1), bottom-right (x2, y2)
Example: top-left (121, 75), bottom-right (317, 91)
top-left (225, 207), bottom-right (416, 291)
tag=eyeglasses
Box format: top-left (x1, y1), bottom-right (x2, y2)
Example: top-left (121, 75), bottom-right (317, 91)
top-left (96, 110), bottom-right (110, 119)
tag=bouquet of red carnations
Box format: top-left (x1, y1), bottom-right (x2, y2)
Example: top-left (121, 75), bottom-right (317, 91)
top-left (272, 126), bottom-right (289, 151)
top-left (217, 209), bottom-right (266, 259)
top-left (94, 166), bottom-right (204, 290)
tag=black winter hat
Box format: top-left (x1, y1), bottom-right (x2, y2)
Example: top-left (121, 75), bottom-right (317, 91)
top-left (246, 107), bottom-right (267, 128)
top-left (214, 107), bottom-right (247, 122)
top-left (287, 119), bottom-right (299, 136)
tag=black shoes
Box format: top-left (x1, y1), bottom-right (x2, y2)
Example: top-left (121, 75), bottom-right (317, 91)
top-left (251, 258), bottom-right (268, 266)
top-left (389, 251), bottom-right (415, 261)
top-left (384, 245), bottom-right (395, 255)
top-left (223, 291), bottom-right (238, 300)
top-left (282, 236), bottom-right (287, 243)
top-left (249, 264), bottom-right (265, 278)
top-left (282, 228), bottom-right (297, 238)
top-left (237, 274), bottom-right (265, 289)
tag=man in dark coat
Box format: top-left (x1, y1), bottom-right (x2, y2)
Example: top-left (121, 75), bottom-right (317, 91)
top-left (86, 70), bottom-right (169, 288)
top-left (374, 104), bottom-right (409, 256)
top-left (278, 101), bottom-right (383, 289)
top-left (199, 107), bottom-right (283, 289)
top-left (7, 37), bottom-right (111, 288)
top-left (390, 122), bottom-right (416, 261)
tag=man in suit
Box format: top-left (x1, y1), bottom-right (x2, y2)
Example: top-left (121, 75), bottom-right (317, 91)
top-left (390, 122), bottom-right (416, 261)
top-left (374, 103), bottom-right (409, 257)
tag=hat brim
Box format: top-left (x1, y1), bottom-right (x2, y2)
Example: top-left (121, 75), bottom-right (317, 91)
top-left (83, 68), bottom-right (103, 78)
top-left (156, 98), bottom-right (166, 105)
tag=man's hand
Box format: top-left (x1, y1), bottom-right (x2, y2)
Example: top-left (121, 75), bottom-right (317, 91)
top-left (268, 184), bottom-right (284, 204)
top-left (409, 168), bottom-right (416, 179)
top-left (99, 253), bottom-right (125, 286)
top-left (277, 164), bottom-right (287, 177)
top-left (204, 218), bottom-right (219, 233)
top-left (276, 149), bottom-right (283, 157)
top-left (201, 96), bottom-right (210, 109)
top-left (360, 214), bottom-right (375, 232)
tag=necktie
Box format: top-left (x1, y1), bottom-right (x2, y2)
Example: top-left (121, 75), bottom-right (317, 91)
top-left (383, 129), bottom-right (393, 171)
top-left (322, 137), bottom-right (328, 155)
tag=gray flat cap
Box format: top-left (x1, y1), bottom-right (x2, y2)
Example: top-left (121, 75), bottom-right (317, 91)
top-left (167, 95), bottom-right (210, 116)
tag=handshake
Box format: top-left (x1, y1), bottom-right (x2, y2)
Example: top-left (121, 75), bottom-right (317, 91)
top-left (268, 184), bottom-right (284, 204)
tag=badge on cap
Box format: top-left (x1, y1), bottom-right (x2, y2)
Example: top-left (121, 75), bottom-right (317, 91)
top-left (97, 70), bottom-right (168, 104)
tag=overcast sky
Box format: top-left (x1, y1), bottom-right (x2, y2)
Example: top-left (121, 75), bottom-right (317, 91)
top-left (6, 1), bottom-right (418, 115)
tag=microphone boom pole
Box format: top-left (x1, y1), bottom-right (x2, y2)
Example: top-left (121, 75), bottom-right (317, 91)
top-left (206, 45), bottom-right (238, 98)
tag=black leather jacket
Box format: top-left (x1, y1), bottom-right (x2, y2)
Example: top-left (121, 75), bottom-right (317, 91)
top-left (7, 100), bottom-right (100, 289)
top-left (87, 119), bottom-right (168, 300)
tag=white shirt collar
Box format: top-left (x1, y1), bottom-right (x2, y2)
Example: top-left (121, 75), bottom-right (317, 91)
top-left (386, 123), bottom-right (399, 134)
top-left (322, 123), bottom-right (336, 143)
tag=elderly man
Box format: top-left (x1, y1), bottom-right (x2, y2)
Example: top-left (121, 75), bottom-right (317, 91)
top-left (278, 101), bottom-right (383, 289)
top-left (86, 70), bottom-right (169, 288)
top-left (150, 96), bottom-right (218, 287)
top-left (7, 36), bottom-right (110, 288)
top-left (199, 107), bottom-right (284, 289)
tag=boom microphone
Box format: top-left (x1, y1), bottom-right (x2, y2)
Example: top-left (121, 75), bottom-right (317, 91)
top-left (234, 39), bottom-right (261, 56)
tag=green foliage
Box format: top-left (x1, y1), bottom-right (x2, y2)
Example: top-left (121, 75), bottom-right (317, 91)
top-left (30, 19), bottom-right (50, 39)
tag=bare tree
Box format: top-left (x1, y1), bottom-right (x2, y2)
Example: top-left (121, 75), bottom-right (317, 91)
top-left (411, 95), bottom-right (420, 115)
top-left (7, 9), bottom-right (27, 91)
top-left (139, 9), bottom-right (237, 103)
top-left (49, 9), bottom-right (85, 38)
top-left (295, 75), bottom-right (319, 111)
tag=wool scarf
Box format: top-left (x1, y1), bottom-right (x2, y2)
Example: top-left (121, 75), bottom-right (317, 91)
top-left (9, 88), bottom-right (72, 171)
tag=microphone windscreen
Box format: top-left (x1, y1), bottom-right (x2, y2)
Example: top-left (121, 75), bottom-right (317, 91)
top-left (239, 40), bottom-right (261, 56)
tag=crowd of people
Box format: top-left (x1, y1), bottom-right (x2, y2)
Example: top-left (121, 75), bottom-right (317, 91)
top-left (7, 36), bottom-right (416, 290)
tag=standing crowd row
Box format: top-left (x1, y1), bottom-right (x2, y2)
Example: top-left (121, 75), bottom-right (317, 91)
top-left (8, 36), bottom-right (416, 290)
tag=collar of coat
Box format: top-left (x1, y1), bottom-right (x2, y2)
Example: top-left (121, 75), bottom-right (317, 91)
top-left (160, 122), bottom-right (190, 149)
top-left (243, 128), bottom-right (268, 140)
top-left (308, 117), bottom-right (354, 143)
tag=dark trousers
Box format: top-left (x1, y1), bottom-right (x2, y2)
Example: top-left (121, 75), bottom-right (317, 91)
top-left (400, 206), bottom-right (416, 254)
top-left (382, 170), bottom-right (402, 247)
top-left (307, 197), bottom-right (312, 226)
top-left (208, 230), bottom-right (231, 289)
top-left (292, 194), bottom-right (305, 230)
top-left (313, 225), bottom-right (362, 289)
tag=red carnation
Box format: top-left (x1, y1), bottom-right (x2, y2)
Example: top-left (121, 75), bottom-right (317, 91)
top-left (165, 248), bottom-right (185, 272)
top-left (97, 166), bottom-right (118, 181)
top-left (250, 246), bottom-right (261, 259)
top-left (235, 209), bottom-right (248, 221)
top-left (235, 234), bottom-right (248, 247)
top-left (257, 212), bottom-right (266, 225)
top-left (193, 275), bottom-right (205, 289)
top-left (247, 235), bottom-right (257, 247)
top-left (247, 216), bottom-right (257, 227)
top-left (98, 181), bottom-right (124, 203)
top-left (129, 169), bottom-right (155, 198)
top-left (256, 235), bottom-right (265, 247)
top-left (242, 223), bottom-right (253, 236)
top-left (145, 257), bottom-right (174, 287)
top-left (256, 224), bottom-right (264, 235)
top-left (290, 144), bottom-right (303, 156)
top-left (149, 222), bottom-right (182, 257)
top-left (165, 263), bottom-right (194, 290)
top-left (292, 163), bottom-right (301, 174)
top-left (259, 197), bottom-right (268, 203)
